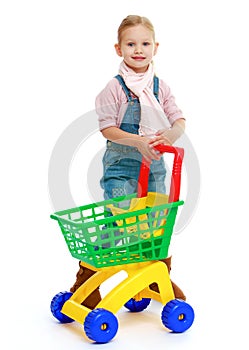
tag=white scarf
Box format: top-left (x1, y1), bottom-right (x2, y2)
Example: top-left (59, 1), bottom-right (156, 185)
top-left (118, 61), bottom-right (171, 137)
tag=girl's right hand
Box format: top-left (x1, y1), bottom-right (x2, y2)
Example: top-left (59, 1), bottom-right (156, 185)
top-left (136, 137), bottom-right (162, 162)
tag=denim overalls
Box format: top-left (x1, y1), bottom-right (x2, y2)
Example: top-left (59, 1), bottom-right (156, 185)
top-left (100, 74), bottom-right (166, 200)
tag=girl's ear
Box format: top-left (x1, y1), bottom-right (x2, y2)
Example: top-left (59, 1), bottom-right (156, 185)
top-left (114, 43), bottom-right (122, 57)
top-left (153, 42), bottom-right (159, 56)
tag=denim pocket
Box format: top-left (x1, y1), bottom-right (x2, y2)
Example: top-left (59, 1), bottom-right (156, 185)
top-left (102, 149), bottom-right (122, 167)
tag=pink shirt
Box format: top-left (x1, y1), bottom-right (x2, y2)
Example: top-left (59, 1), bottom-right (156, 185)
top-left (95, 77), bottom-right (183, 131)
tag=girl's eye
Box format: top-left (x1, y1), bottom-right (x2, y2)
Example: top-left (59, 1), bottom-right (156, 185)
top-left (143, 42), bottom-right (150, 46)
top-left (127, 43), bottom-right (134, 47)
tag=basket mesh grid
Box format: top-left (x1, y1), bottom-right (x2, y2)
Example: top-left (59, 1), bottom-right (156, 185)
top-left (52, 194), bottom-right (183, 267)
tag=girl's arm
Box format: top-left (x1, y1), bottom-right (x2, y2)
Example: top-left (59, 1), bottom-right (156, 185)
top-left (149, 119), bottom-right (185, 147)
top-left (101, 126), bottom-right (161, 162)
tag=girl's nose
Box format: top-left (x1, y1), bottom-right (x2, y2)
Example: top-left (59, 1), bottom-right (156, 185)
top-left (134, 46), bottom-right (143, 54)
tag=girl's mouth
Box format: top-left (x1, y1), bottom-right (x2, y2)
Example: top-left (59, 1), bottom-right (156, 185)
top-left (132, 56), bottom-right (145, 61)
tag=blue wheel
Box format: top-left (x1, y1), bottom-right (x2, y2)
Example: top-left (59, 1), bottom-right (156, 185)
top-left (50, 291), bottom-right (74, 323)
top-left (84, 308), bottom-right (118, 343)
top-left (161, 299), bottom-right (194, 333)
top-left (124, 298), bottom-right (151, 312)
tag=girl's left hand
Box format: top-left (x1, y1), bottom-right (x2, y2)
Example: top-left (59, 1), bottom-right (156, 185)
top-left (149, 119), bottom-right (185, 149)
top-left (149, 128), bottom-right (172, 148)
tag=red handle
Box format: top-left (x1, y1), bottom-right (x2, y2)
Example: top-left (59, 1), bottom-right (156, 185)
top-left (137, 145), bottom-right (184, 202)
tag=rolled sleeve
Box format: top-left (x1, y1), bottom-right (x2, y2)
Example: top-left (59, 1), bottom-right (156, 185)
top-left (95, 79), bottom-right (124, 131)
top-left (159, 79), bottom-right (184, 125)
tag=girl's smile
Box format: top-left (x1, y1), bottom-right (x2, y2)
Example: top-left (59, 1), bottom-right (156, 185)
top-left (132, 56), bottom-right (146, 60)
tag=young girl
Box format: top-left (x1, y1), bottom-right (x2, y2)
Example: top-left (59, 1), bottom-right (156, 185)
top-left (70, 15), bottom-right (186, 307)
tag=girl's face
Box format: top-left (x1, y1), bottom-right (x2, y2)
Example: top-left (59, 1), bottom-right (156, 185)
top-left (115, 24), bottom-right (159, 73)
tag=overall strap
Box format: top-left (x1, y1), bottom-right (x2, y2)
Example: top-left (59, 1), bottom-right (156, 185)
top-left (153, 76), bottom-right (159, 102)
top-left (114, 75), bottom-right (132, 101)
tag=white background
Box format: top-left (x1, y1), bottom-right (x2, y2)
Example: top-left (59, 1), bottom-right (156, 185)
top-left (1, 0), bottom-right (249, 348)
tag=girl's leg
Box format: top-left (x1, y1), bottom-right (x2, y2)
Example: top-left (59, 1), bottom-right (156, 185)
top-left (101, 153), bottom-right (141, 200)
top-left (70, 262), bottom-right (101, 309)
top-left (148, 157), bottom-right (167, 194)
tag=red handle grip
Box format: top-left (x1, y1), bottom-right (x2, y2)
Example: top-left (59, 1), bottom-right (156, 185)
top-left (137, 145), bottom-right (184, 202)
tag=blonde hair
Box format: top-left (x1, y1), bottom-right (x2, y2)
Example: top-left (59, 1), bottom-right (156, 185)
top-left (117, 15), bottom-right (156, 44)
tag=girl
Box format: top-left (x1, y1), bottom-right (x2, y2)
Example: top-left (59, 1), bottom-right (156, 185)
top-left (71, 15), bottom-right (186, 307)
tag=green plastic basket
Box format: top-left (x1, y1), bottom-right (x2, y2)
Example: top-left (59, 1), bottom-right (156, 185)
top-left (51, 193), bottom-right (183, 268)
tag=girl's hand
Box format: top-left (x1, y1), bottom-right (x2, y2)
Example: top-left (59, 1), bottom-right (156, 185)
top-left (136, 137), bottom-right (162, 163)
top-left (149, 129), bottom-right (172, 148)
top-left (149, 119), bottom-right (186, 148)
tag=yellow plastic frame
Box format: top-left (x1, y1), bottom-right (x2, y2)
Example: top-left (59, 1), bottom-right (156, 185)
top-left (61, 260), bottom-right (174, 325)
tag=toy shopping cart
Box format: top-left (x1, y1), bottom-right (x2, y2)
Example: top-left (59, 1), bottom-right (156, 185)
top-left (50, 145), bottom-right (195, 343)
